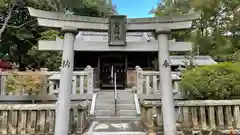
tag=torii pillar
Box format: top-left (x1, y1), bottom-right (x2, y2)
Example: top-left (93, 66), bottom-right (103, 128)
top-left (54, 26), bottom-right (78, 135)
top-left (156, 28), bottom-right (176, 135)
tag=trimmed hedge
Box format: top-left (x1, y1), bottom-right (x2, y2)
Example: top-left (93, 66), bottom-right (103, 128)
top-left (180, 62), bottom-right (240, 100)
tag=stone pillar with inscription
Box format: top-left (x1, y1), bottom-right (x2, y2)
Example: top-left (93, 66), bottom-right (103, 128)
top-left (156, 28), bottom-right (176, 135)
top-left (54, 26), bottom-right (78, 135)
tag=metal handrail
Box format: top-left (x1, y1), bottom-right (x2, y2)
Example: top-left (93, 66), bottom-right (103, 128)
top-left (90, 93), bottom-right (97, 116)
top-left (114, 72), bottom-right (117, 116)
top-left (114, 72), bottom-right (117, 100)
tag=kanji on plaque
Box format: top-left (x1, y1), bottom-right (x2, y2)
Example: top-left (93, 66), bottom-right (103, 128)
top-left (108, 15), bottom-right (126, 46)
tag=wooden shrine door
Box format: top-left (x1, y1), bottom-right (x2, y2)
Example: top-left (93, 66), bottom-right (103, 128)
top-left (100, 55), bottom-right (126, 89)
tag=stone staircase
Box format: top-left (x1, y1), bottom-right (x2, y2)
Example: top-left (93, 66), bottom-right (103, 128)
top-left (91, 90), bottom-right (141, 121)
top-left (85, 90), bottom-right (146, 135)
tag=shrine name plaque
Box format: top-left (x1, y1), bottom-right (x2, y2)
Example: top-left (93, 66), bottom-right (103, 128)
top-left (108, 15), bottom-right (126, 46)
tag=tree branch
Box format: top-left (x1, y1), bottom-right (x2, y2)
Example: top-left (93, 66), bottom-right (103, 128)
top-left (0, 0), bottom-right (16, 41)
top-left (0, 18), bottom-right (37, 29)
top-left (45, 0), bottom-right (58, 11)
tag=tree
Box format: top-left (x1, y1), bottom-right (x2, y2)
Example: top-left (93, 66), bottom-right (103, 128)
top-left (25, 0), bottom-right (115, 70)
top-left (0, 0), bottom-right (60, 70)
top-left (27, 30), bottom-right (62, 70)
top-left (0, 0), bottom-right (57, 41)
top-left (0, 0), bottom-right (115, 70)
top-left (42, 0), bottom-right (115, 16)
top-left (0, 0), bottom-right (15, 41)
top-left (151, 0), bottom-right (240, 61)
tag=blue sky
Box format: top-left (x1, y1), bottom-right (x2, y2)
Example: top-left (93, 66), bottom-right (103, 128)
top-left (112, 0), bottom-right (160, 18)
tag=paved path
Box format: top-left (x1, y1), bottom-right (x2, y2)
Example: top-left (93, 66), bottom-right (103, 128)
top-left (84, 120), bottom-right (146, 135)
top-left (84, 90), bottom-right (146, 135)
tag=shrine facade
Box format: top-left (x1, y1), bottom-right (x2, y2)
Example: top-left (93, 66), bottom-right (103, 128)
top-left (38, 31), bottom-right (216, 89)
top-left (27, 7), bottom-right (214, 90)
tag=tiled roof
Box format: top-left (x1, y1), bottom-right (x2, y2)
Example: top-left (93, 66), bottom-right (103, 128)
top-left (170, 56), bottom-right (217, 66)
top-left (76, 31), bottom-right (154, 42)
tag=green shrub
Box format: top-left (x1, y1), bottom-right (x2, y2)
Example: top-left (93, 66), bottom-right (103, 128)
top-left (5, 71), bottom-right (44, 94)
top-left (180, 62), bottom-right (240, 100)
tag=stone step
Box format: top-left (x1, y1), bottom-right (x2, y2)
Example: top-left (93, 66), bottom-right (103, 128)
top-left (95, 110), bottom-right (137, 117)
top-left (98, 91), bottom-right (132, 94)
top-left (96, 99), bottom-right (135, 104)
top-left (90, 116), bottom-right (140, 121)
top-left (97, 92), bottom-right (133, 96)
top-left (97, 93), bottom-right (133, 97)
top-left (99, 90), bottom-right (132, 93)
top-left (97, 94), bottom-right (134, 99)
top-left (97, 98), bottom-right (134, 102)
top-left (95, 104), bottom-right (136, 110)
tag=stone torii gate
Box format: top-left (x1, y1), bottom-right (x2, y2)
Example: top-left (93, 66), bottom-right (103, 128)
top-left (28, 7), bottom-right (199, 135)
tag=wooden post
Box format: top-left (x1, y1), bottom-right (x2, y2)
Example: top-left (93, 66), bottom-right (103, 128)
top-left (85, 65), bottom-right (94, 93)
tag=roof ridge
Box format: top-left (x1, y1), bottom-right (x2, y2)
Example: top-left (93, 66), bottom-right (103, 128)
top-left (76, 31), bottom-right (155, 42)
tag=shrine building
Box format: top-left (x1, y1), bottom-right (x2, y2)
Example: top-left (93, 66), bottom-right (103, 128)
top-left (38, 31), bottom-right (216, 89)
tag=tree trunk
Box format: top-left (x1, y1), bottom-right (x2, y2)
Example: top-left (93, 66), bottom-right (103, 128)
top-left (0, 0), bottom-right (15, 41)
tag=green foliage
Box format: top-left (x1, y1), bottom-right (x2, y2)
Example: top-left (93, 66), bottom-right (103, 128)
top-left (180, 62), bottom-right (240, 100)
top-left (27, 30), bottom-right (62, 70)
top-left (39, 29), bottom-right (62, 40)
top-left (0, 0), bottom-right (115, 70)
top-left (0, 0), bottom-right (58, 69)
top-left (152, 0), bottom-right (240, 62)
top-left (42, 0), bottom-right (114, 16)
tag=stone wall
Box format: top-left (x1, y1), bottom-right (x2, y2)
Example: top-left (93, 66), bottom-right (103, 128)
top-left (0, 102), bottom-right (89, 135)
top-left (141, 100), bottom-right (240, 135)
